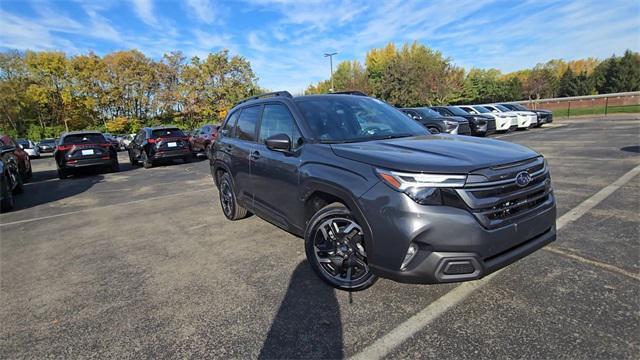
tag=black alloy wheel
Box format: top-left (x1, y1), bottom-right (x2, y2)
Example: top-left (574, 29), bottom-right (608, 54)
top-left (218, 173), bottom-right (248, 220)
top-left (305, 203), bottom-right (378, 291)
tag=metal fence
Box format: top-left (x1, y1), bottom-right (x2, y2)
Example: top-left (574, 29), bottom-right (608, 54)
top-left (508, 92), bottom-right (640, 118)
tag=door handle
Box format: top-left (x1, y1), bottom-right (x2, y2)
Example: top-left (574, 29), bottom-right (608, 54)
top-left (250, 151), bottom-right (261, 160)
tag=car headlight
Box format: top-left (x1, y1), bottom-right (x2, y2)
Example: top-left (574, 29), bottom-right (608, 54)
top-left (376, 169), bottom-right (467, 205)
top-left (443, 120), bottom-right (458, 130)
top-left (472, 117), bottom-right (487, 125)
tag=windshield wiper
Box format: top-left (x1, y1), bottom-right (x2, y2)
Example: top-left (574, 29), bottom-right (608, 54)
top-left (372, 133), bottom-right (415, 141)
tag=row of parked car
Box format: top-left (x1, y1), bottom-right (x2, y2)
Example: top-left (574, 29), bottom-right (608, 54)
top-left (400, 103), bottom-right (553, 137)
top-left (0, 125), bottom-right (223, 212)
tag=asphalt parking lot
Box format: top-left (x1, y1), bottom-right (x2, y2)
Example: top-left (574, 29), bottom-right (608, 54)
top-left (1, 115), bottom-right (639, 359)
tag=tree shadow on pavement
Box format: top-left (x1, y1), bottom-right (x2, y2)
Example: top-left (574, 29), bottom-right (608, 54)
top-left (259, 261), bottom-right (343, 360)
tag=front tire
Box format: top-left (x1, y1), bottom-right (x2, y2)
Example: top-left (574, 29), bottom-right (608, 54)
top-left (305, 202), bottom-right (378, 291)
top-left (218, 173), bottom-right (248, 220)
top-left (427, 127), bottom-right (440, 134)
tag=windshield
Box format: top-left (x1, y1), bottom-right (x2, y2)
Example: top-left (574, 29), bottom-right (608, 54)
top-left (152, 128), bottom-right (185, 137)
top-left (416, 108), bottom-right (441, 118)
top-left (17, 140), bottom-right (31, 148)
top-left (472, 106), bottom-right (491, 114)
top-left (495, 104), bottom-right (511, 112)
top-left (63, 133), bottom-right (107, 144)
top-left (295, 96), bottom-right (427, 142)
top-left (444, 106), bottom-right (469, 116)
top-left (510, 103), bottom-right (529, 111)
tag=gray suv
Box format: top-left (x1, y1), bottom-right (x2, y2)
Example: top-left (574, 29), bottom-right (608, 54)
top-left (210, 92), bottom-right (556, 291)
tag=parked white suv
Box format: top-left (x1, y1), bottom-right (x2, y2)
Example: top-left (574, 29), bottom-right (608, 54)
top-left (482, 104), bottom-right (533, 129)
top-left (457, 105), bottom-right (514, 132)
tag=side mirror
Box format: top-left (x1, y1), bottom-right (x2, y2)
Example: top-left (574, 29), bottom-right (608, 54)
top-left (265, 133), bottom-right (291, 152)
top-left (492, 110), bottom-right (498, 113)
top-left (471, 111), bottom-right (478, 114)
top-left (17, 144), bottom-right (24, 150)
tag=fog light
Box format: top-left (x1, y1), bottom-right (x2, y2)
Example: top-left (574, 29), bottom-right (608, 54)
top-left (401, 243), bottom-right (418, 270)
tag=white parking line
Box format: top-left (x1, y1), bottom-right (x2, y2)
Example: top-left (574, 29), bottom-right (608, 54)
top-left (0, 188), bottom-right (211, 227)
top-left (349, 163), bottom-right (640, 360)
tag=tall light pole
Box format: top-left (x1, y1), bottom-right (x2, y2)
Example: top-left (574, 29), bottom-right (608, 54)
top-left (324, 52), bottom-right (337, 92)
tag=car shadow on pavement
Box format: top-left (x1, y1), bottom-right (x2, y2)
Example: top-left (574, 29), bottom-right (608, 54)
top-left (15, 172), bottom-right (105, 211)
top-left (258, 261), bottom-right (343, 360)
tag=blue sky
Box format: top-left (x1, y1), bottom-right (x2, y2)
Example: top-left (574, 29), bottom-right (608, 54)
top-left (1, 0), bottom-right (639, 93)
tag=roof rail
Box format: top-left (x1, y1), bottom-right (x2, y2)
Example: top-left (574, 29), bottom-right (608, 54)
top-left (329, 90), bottom-right (368, 96)
top-left (236, 91), bottom-right (293, 105)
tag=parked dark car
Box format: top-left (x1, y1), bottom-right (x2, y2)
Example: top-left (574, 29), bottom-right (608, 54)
top-left (54, 131), bottom-right (119, 179)
top-left (211, 91), bottom-right (556, 291)
top-left (401, 108), bottom-right (471, 135)
top-left (499, 103), bottom-right (553, 127)
top-left (37, 138), bottom-right (57, 153)
top-left (0, 147), bottom-right (26, 212)
top-left (430, 106), bottom-right (496, 136)
top-left (0, 134), bottom-right (32, 183)
top-left (128, 126), bottom-right (192, 168)
top-left (190, 124), bottom-right (220, 157)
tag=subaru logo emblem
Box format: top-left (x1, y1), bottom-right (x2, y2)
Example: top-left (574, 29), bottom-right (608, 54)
top-left (515, 171), bottom-right (532, 187)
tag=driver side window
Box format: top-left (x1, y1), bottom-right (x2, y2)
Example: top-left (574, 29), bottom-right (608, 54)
top-left (259, 104), bottom-right (302, 149)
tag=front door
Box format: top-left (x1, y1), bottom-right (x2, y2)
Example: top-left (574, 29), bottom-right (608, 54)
top-left (251, 103), bottom-right (303, 231)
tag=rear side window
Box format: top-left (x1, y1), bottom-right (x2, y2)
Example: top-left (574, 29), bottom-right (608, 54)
top-left (259, 104), bottom-right (302, 148)
top-left (152, 128), bottom-right (184, 137)
top-left (63, 133), bottom-right (106, 144)
top-left (236, 106), bottom-right (260, 141)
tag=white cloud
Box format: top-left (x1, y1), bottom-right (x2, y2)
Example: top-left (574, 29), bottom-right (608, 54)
top-left (185, 0), bottom-right (221, 24)
top-left (131, 0), bottom-right (159, 28)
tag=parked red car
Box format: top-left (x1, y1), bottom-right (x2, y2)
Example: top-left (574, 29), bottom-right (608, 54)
top-left (0, 134), bottom-right (32, 183)
top-left (190, 124), bottom-right (220, 157)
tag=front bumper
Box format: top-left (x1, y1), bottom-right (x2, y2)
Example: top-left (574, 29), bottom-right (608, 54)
top-left (357, 181), bottom-right (556, 284)
top-left (39, 147), bottom-right (54, 153)
top-left (516, 116), bottom-right (531, 128)
top-left (494, 117), bottom-right (511, 131)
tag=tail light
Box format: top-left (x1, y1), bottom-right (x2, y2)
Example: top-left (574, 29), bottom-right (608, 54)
top-left (147, 138), bottom-right (157, 144)
top-left (99, 144), bottom-right (111, 148)
top-left (57, 145), bottom-right (73, 151)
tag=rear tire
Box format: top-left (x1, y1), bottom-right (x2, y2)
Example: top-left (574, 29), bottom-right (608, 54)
top-left (129, 151), bottom-right (139, 166)
top-left (218, 172), bottom-right (248, 220)
top-left (305, 202), bottom-right (378, 291)
top-left (141, 151), bottom-right (153, 169)
top-left (57, 168), bottom-right (69, 180)
top-left (110, 158), bottom-right (120, 172)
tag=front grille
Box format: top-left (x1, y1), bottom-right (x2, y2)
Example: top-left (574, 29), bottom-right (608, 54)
top-left (457, 158), bottom-right (553, 229)
top-left (458, 122), bottom-right (471, 135)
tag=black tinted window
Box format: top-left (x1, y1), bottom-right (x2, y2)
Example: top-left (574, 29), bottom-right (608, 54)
top-left (236, 106), bottom-right (260, 141)
top-left (259, 104), bottom-right (302, 148)
top-left (63, 133), bottom-right (106, 144)
top-left (151, 128), bottom-right (184, 137)
top-left (431, 107), bottom-right (450, 116)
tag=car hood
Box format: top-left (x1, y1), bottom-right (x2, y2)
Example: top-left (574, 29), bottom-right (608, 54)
top-left (331, 134), bottom-right (539, 173)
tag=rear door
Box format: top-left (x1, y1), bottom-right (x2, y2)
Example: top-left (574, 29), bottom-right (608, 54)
top-left (222, 105), bottom-right (261, 209)
top-left (251, 103), bottom-right (303, 231)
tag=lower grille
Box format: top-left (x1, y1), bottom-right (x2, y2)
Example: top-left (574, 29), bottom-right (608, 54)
top-left (458, 123), bottom-right (471, 135)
